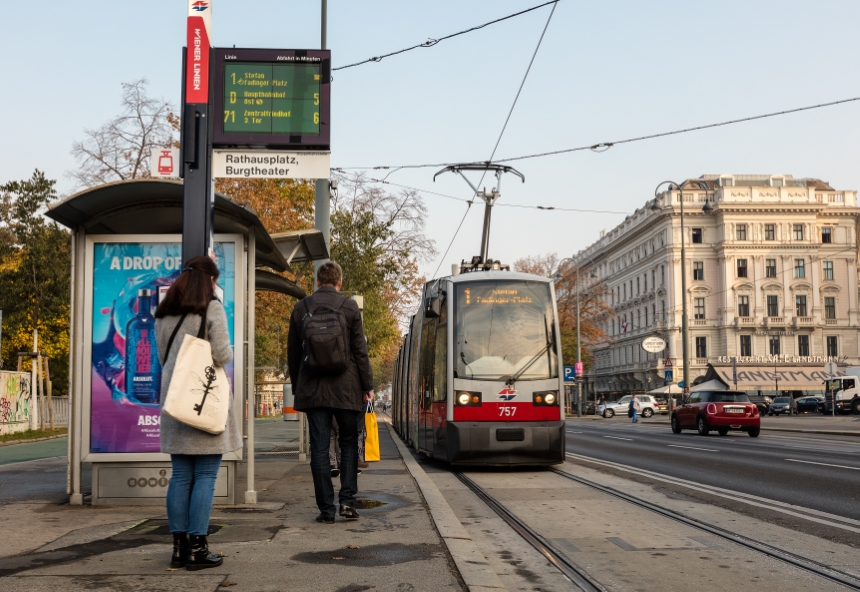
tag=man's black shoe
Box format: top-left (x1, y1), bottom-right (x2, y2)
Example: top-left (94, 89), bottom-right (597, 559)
top-left (316, 513), bottom-right (335, 524)
top-left (339, 505), bottom-right (360, 519)
top-left (331, 466), bottom-right (340, 478)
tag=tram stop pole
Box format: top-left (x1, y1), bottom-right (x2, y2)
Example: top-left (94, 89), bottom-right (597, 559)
top-left (314, 0), bottom-right (331, 284)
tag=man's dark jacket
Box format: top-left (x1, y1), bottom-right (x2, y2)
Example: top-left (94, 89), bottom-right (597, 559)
top-left (287, 285), bottom-right (373, 412)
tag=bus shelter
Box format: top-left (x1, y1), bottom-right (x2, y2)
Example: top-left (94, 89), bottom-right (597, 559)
top-left (47, 179), bottom-right (325, 505)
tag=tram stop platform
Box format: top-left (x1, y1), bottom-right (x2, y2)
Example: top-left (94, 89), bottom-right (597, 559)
top-left (0, 417), bottom-right (503, 592)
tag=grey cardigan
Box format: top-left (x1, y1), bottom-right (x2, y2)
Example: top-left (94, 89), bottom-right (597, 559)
top-left (155, 299), bottom-right (242, 455)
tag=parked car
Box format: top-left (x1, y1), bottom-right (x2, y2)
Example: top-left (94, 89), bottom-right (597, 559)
top-left (598, 395), bottom-right (659, 419)
top-left (795, 395), bottom-right (824, 414)
top-left (746, 393), bottom-right (773, 416)
top-left (671, 390), bottom-right (760, 437)
top-left (654, 397), bottom-right (669, 415)
top-left (768, 396), bottom-right (797, 416)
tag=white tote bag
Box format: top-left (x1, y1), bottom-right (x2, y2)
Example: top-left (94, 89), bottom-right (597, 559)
top-left (161, 311), bottom-right (230, 435)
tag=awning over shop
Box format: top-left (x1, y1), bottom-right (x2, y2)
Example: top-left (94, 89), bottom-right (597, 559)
top-left (647, 384), bottom-right (683, 395)
top-left (700, 364), bottom-right (844, 391)
top-left (691, 379), bottom-right (728, 392)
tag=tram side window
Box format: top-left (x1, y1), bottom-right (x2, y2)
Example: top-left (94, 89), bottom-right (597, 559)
top-left (434, 324), bottom-right (447, 402)
top-left (420, 318), bottom-right (438, 409)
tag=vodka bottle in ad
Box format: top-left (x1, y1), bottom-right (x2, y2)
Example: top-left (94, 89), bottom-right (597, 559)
top-left (125, 289), bottom-right (162, 403)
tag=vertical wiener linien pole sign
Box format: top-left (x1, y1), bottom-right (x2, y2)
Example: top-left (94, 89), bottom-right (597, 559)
top-left (182, 0), bottom-right (214, 262)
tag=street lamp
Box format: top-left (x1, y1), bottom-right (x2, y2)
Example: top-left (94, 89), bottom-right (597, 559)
top-left (653, 179), bottom-right (712, 401)
top-left (555, 255), bottom-right (597, 418)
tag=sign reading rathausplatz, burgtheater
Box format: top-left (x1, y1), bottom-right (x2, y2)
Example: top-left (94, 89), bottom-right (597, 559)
top-left (701, 357), bottom-right (844, 394)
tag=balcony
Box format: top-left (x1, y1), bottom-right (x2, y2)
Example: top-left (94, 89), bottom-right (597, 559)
top-left (693, 358), bottom-right (709, 365)
top-left (765, 316), bottom-right (785, 327)
top-left (825, 318), bottom-right (838, 325)
top-left (794, 317), bottom-right (814, 327)
top-left (692, 319), bottom-right (708, 326)
top-left (735, 316), bottom-right (756, 327)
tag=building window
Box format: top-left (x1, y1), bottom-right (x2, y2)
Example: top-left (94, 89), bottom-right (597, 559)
top-left (736, 224), bottom-right (747, 240)
top-left (794, 259), bottom-right (805, 278)
top-left (651, 269), bottom-right (655, 290)
top-left (623, 284), bottom-right (626, 300)
top-left (767, 295), bottom-right (779, 317)
top-left (764, 224), bottom-right (775, 240)
top-left (766, 258), bottom-right (777, 278)
top-left (823, 261), bottom-right (834, 281)
top-left (692, 228), bottom-right (703, 243)
top-left (644, 306), bottom-right (648, 326)
top-left (643, 273), bottom-right (647, 292)
top-left (637, 309), bottom-right (641, 328)
top-left (652, 304), bottom-right (656, 323)
top-left (693, 261), bottom-right (704, 281)
top-left (769, 335), bottom-right (781, 355)
top-left (637, 277), bottom-right (640, 295)
top-left (694, 297), bottom-right (705, 320)
top-left (740, 335), bottom-right (752, 357)
top-left (824, 297), bottom-right (836, 319)
top-left (827, 336), bottom-right (838, 357)
top-left (798, 335), bottom-right (810, 356)
top-left (661, 265), bottom-right (665, 285)
top-left (796, 295), bottom-right (807, 317)
top-left (738, 295), bottom-right (750, 317)
top-left (737, 259), bottom-right (748, 278)
top-left (793, 224), bottom-right (804, 240)
top-left (696, 337), bottom-right (707, 358)
top-left (822, 227), bottom-right (832, 243)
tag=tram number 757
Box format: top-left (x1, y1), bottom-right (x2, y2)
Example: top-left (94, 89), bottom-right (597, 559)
top-left (499, 406), bottom-right (517, 417)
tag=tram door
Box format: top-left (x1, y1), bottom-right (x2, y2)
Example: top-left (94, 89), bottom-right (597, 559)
top-left (418, 317), bottom-right (438, 453)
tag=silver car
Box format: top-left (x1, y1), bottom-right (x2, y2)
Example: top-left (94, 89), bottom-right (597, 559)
top-left (597, 395), bottom-right (658, 419)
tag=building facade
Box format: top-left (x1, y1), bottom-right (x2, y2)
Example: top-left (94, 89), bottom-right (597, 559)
top-left (580, 174), bottom-right (860, 396)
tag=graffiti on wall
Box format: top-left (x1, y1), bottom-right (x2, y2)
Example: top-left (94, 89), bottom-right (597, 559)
top-left (0, 372), bottom-right (31, 435)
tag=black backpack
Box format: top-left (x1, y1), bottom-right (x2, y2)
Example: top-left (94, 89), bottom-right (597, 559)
top-left (301, 295), bottom-right (350, 375)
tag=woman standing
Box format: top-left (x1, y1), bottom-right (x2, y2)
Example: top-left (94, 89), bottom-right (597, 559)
top-left (155, 256), bottom-right (240, 570)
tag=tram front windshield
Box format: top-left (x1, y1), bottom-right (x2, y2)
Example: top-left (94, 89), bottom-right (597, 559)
top-left (454, 280), bottom-right (558, 381)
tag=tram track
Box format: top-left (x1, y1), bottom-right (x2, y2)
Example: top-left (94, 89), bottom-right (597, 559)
top-left (454, 466), bottom-right (860, 591)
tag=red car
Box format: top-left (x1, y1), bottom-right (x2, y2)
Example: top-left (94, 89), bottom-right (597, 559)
top-left (671, 390), bottom-right (760, 437)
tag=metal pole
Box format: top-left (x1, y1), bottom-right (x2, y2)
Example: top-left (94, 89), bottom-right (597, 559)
top-left (245, 230), bottom-right (257, 504)
top-left (575, 258), bottom-right (582, 417)
top-left (314, 0), bottom-right (330, 283)
top-left (679, 185), bottom-right (690, 399)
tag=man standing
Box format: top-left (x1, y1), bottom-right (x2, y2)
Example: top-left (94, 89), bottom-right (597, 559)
top-left (630, 395), bottom-right (640, 423)
top-left (288, 261), bottom-right (374, 524)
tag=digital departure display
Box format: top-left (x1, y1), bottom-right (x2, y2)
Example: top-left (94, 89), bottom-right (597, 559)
top-left (213, 48), bottom-right (330, 148)
top-left (462, 287), bottom-right (534, 305)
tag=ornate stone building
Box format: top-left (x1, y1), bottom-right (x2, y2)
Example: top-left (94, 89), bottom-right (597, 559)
top-left (579, 174), bottom-right (860, 396)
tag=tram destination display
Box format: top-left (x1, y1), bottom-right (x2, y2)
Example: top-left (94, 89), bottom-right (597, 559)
top-left (213, 48), bottom-right (330, 149)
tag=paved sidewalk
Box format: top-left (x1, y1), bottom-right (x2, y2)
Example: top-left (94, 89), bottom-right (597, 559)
top-left (0, 419), bottom-right (464, 592)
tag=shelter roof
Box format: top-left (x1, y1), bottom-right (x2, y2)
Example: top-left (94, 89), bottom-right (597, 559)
top-left (46, 178), bottom-right (289, 273)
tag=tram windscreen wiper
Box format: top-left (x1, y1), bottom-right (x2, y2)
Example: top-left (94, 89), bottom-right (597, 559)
top-left (505, 341), bottom-right (553, 386)
top-left (460, 351), bottom-right (473, 379)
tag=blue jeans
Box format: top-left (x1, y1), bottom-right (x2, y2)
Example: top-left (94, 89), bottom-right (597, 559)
top-left (167, 454), bottom-right (222, 535)
top-left (306, 407), bottom-right (359, 517)
top-left (631, 408), bottom-right (638, 423)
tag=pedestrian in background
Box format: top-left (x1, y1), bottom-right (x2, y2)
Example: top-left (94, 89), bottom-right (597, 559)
top-left (630, 394), bottom-right (640, 423)
top-left (155, 256), bottom-right (241, 570)
top-left (288, 261), bottom-right (374, 524)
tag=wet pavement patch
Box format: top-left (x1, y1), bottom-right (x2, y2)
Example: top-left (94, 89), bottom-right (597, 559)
top-left (350, 492), bottom-right (410, 513)
top-left (291, 543), bottom-right (440, 567)
top-left (360, 469), bottom-right (407, 475)
top-left (356, 499), bottom-right (387, 510)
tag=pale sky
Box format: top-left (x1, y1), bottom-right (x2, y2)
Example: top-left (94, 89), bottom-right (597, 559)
top-left (2, 1), bottom-right (859, 278)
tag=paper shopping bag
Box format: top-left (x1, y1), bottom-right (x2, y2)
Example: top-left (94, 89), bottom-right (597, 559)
top-left (364, 402), bottom-right (380, 462)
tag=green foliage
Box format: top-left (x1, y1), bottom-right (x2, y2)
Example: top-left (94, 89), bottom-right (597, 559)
top-left (0, 171), bottom-right (71, 392)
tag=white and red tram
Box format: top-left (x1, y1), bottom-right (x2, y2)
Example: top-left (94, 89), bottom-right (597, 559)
top-left (392, 270), bottom-right (565, 465)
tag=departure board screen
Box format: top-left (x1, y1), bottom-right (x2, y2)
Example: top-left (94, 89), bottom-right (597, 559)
top-left (212, 48), bottom-right (331, 148)
top-left (222, 63), bottom-right (321, 135)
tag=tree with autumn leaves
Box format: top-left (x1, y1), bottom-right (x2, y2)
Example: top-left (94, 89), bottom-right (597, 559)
top-left (514, 253), bottom-right (612, 373)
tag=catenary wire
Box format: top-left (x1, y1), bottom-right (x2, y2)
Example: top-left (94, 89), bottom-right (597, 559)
top-left (333, 0), bottom-right (558, 71)
top-left (334, 96), bottom-right (860, 173)
top-left (430, 2), bottom-right (557, 279)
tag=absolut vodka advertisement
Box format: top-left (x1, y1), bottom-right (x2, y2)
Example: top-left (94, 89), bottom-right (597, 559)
top-left (90, 242), bottom-right (236, 453)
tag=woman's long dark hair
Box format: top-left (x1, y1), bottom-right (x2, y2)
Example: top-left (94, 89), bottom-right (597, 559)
top-left (155, 256), bottom-right (220, 317)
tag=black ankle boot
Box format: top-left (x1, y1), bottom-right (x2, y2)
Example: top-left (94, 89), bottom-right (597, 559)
top-left (171, 532), bottom-right (190, 568)
top-left (186, 534), bottom-right (223, 571)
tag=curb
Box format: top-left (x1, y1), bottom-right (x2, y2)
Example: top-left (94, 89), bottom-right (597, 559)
top-left (630, 419), bottom-right (860, 438)
top-left (0, 433), bottom-right (67, 447)
top-left (384, 420), bottom-right (507, 592)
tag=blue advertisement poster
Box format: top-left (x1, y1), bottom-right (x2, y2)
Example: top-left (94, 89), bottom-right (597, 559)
top-left (90, 241), bottom-right (236, 454)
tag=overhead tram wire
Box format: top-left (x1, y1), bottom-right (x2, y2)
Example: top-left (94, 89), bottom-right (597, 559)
top-left (334, 96), bottom-right (860, 173)
top-left (430, 2), bottom-right (558, 279)
top-left (367, 176), bottom-right (631, 215)
top-left (332, 0), bottom-right (559, 72)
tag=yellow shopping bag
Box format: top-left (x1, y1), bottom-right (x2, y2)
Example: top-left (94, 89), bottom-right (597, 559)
top-left (364, 403), bottom-right (380, 462)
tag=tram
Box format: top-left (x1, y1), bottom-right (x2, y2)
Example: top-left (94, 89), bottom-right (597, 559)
top-left (391, 264), bottom-right (565, 465)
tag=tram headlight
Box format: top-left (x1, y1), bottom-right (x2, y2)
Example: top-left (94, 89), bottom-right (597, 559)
top-left (533, 390), bottom-right (559, 406)
top-left (455, 391), bottom-right (482, 406)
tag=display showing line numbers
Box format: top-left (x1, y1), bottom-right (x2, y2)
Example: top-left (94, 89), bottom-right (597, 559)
top-left (222, 62), bottom-right (321, 136)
